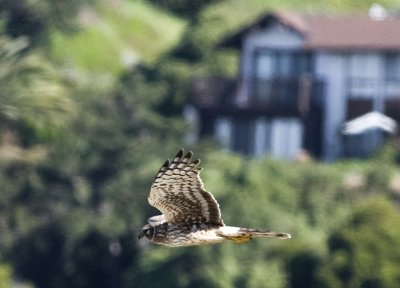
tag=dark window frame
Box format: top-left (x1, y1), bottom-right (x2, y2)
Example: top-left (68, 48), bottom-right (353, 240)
top-left (252, 48), bottom-right (313, 79)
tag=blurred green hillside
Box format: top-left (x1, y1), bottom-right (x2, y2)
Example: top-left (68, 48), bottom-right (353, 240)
top-left (1, 0), bottom-right (400, 287)
top-left (50, 1), bottom-right (186, 74)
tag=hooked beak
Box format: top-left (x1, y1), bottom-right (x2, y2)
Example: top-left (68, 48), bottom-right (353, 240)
top-left (138, 231), bottom-right (144, 240)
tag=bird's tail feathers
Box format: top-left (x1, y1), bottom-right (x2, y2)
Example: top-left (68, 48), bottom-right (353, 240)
top-left (218, 226), bottom-right (291, 244)
top-left (240, 228), bottom-right (291, 239)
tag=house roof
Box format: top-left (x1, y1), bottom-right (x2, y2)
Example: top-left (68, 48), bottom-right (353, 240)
top-left (221, 11), bottom-right (400, 51)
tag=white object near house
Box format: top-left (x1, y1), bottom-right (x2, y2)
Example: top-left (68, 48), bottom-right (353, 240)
top-left (342, 111), bottom-right (398, 135)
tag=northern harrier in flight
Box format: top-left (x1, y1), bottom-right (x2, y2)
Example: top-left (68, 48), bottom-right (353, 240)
top-left (138, 149), bottom-right (291, 247)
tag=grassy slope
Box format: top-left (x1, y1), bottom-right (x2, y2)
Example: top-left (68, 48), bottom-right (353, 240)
top-left (50, 1), bottom-right (186, 75)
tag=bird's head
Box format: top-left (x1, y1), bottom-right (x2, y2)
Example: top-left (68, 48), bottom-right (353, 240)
top-left (138, 224), bottom-right (155, 241)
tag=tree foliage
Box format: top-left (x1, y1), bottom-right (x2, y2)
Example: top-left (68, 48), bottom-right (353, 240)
top-left (318, 197), bottom-right (400, 287)
top-left (0, 36), bottom-right (74, 142)
top-left (0, 0), bottom-right (96, 45)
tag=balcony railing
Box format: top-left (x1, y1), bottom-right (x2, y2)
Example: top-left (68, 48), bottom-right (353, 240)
top-left (191, 76), bottom-right (324, 116)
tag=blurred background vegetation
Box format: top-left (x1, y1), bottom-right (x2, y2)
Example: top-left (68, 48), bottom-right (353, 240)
top-left (1, 0), bottom-right (400, 287)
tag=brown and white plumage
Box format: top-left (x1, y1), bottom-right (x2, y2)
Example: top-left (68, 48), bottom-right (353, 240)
top-left (148, 149), bottom-right (223, 226)
top-left (138, 149), bottom-right (291, 247)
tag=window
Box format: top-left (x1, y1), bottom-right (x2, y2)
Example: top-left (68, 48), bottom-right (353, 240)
top-left (253, 50), bottom-right (311, 104)
top-left (348, 53), bottom-right (379, 79)
top-left (232, 119), bottom-right (255, 155)
top-left (254, 50), bottom-right (311, 79)
top-left (214, 117), bottom-right (232, 151)
top-left (216, 116), bottom-right (303, 159)
top-left (255, 51), bottom-right (275, 79)
top-left (256, 117), bottom-right (304, 159)
top-left (269, 118), bottom-right (303, 160)
top-left (347, 53), bottom-right (380, 99)
top-left (384, 53), bottom-right (400, 80)
top-left (384, 54), bottom-right (400, 100)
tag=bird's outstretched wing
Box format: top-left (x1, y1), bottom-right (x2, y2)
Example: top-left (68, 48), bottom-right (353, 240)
top-left (148, 149), bottom-right (224, 226)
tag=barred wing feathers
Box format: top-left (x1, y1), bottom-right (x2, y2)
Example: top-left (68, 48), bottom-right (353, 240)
top-left (148, 149), bottom-right (224, 226)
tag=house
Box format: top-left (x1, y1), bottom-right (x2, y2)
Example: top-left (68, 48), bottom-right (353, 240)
top-left (188, 9), bottom-right (400, 160)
